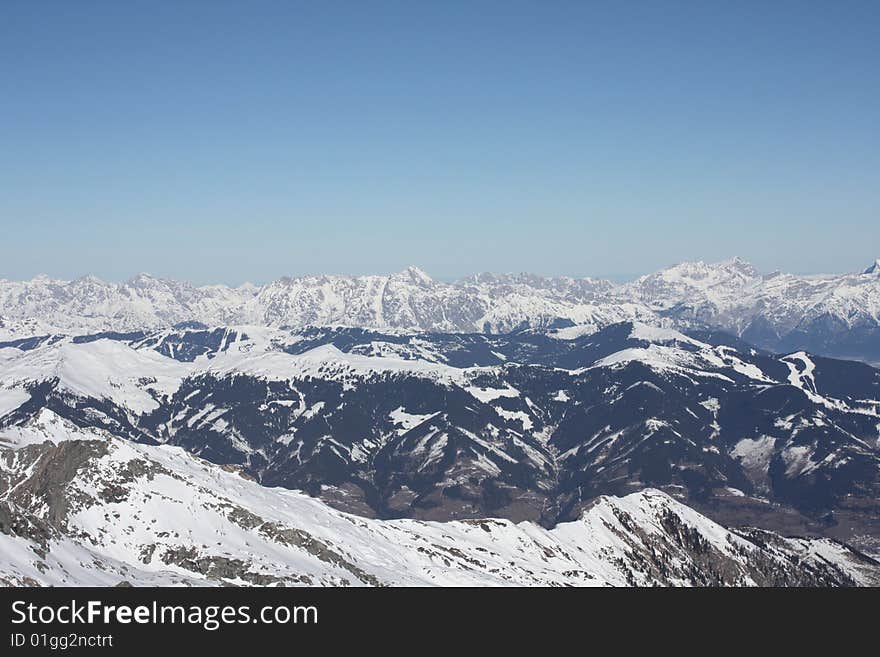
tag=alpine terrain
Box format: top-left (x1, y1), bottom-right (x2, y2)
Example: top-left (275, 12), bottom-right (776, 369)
top-left (1, 260), bottom-right (879, 586)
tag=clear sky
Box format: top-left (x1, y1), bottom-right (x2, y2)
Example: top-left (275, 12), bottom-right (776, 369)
top-left (1, 1), bottom-right (878, 284)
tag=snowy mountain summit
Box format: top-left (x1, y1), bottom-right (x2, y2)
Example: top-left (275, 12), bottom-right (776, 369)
top-left (2, 258), bottom-right (880, 364)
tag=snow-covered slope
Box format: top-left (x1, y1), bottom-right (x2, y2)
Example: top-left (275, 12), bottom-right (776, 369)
top-left (0, 338), bottom-right (192, 414)
top-left (2, 258), bottom-right (879, 362)
top-left (1, 420), bottom-right (876, 587)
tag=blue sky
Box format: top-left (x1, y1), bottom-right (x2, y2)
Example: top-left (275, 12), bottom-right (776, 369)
top-left (1, 1), bottom-right (878, 284)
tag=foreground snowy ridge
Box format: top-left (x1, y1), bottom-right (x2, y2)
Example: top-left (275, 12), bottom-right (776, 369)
top-left (1, 419), bottom-right (877, 587)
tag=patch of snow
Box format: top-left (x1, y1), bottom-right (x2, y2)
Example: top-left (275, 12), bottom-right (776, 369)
top-left (389, 407), bottom-right (436, 434)
top-left (466, 384), bottom-right (520, 403)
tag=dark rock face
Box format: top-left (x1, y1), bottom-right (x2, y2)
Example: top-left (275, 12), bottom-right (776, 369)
top-left (595, 503), bottom-right (866, 587)
top-left (0, 440), bottom-right (108, 527)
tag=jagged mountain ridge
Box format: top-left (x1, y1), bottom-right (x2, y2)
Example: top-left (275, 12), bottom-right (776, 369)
top-left (1, 424), bottom-right (877, 587)
top-left (2, 257), bottom-right (879, 363)
top-left (1, 322), bottom-right (878, 553)
top-left (0, 266), bottom-right (643, 337)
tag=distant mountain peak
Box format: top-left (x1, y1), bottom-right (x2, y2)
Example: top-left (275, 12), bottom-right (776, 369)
top-left (31, 273), bottom-right (60, 283)
top-left (72, 274), bottom-right (106, 285)
top-left (863, 258), bottom-right (880, 275)
top-left (722, 255), bottom-right (757, 271)
top-left (127, 272), bottom-right (158, 285)
top-left (395, 265), bottom-right (434, 285)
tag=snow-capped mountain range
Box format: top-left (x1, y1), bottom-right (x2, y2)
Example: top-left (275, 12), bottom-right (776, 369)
top-left (2, 259), bottom-right (880, 586)
top-left (3, 257), bottom-right (880, 363)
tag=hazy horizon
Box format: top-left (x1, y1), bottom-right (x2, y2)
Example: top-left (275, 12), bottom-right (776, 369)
top-left (3, 254), bottom-right (879, 289)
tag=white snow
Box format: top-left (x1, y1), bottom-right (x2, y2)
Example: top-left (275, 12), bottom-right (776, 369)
top-left (466, 384), bottom-right (520, 402)
top-left (553, 390), bottom-right (570, 402)
top-left (388, 407), bottom-right (437, 434)
top-left (0, 338), bottom-right (191, 414)
top-left (732, 436), bottom-right (776, 473)
top-left (0, 388), bottom-right (29, 419)
top-left (782, 445), bottom-right (816, 477)
top-left (700, 398), bottom-right (720, 413)
top-left (0, 409), bottom-right (112, 448)
top-left (494, 407), bottom-right (534, 430)
top-left (628, 322), bottom-right (702, 346)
